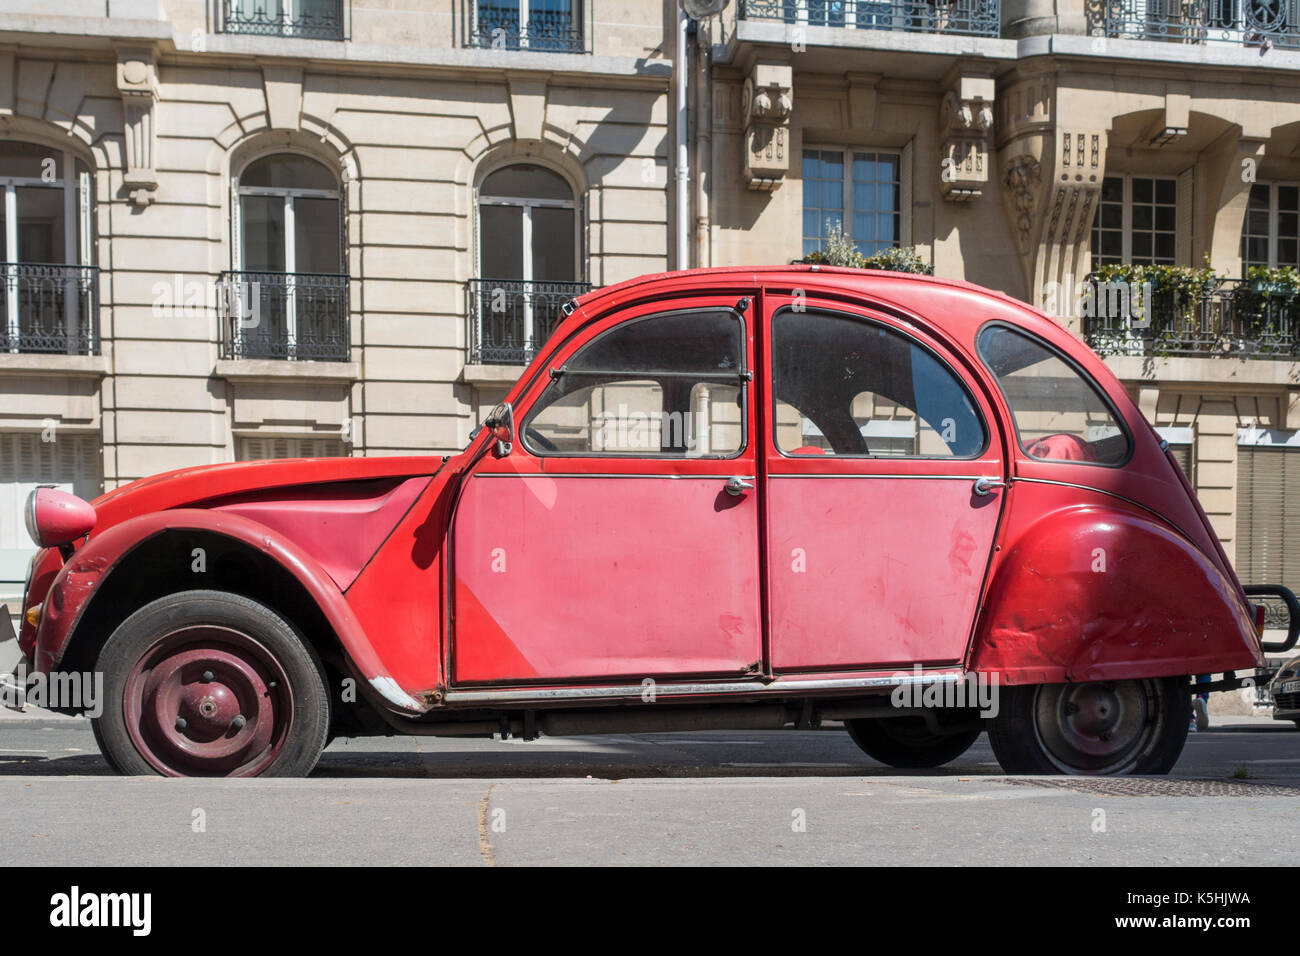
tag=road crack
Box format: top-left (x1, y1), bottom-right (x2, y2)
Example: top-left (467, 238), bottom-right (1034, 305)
top-left (477, 783), bottom-right (498, 867)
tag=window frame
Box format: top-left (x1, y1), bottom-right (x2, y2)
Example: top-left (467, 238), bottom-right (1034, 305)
top-left (234, 155), bottom-right (343, 275)
top-left (231, 152), bottom-right (345, 358)
top-left (477, 168), bottom-right (579, 287)
top-left (769, 305), bottom-right (989, 461)
top-left (1090, 174), bottom-right (1178, 267)
top-left (1240, 181), bottom-right (1300, 271)
top-left (976, 320), bottom-right (1135, 470)
top-left (519, 306), bottom-right (751, 460)
top-left (468, 0), bottom-right (587, 53)
top-left (223, 0), bottom-right (348, 41)
top-left (801, 145), bottom-right (906, 259)
top-left (0, 142), bottom-right (95, 354)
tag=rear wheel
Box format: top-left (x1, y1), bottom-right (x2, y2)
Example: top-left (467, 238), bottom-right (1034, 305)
top-left (93, 590), bottom-right (330, 778)
top-left (989, 678), bottom-right (1189, 775)
top-left (844, 716), bottom-right (982, 768)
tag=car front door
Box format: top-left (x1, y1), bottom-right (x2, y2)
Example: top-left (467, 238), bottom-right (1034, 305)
top-left (450, 296), bottom-right (763, 684)
top-left (762, 295), bottom-right (1007, 672)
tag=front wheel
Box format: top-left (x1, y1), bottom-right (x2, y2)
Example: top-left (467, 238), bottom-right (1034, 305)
top-left (845, 716), bottom-right (982, 768)
top-left (988, 678), bottom-right (1189, 775)
top-left (93, 590), bottom-right (330, 778)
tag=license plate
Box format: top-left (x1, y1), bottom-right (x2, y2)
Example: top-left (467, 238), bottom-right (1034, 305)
top-left (1281, 679), bottom-right (1300, 695)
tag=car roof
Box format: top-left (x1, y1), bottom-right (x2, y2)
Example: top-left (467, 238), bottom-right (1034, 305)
top-left (571, 265), bottom-right (1074, 349)
top-left (575, 265), bottom-right (1026, 310)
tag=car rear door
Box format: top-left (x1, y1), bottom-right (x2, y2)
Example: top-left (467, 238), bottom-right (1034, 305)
top-left (761, 293), bottom-right (1008, 672)
top-left (450, 294), bottom-right (764, 684)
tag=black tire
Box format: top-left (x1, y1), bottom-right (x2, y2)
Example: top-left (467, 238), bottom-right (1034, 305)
top-left (92, 590), bottom-right (330, 778)
top-left (845, 716), bottom-right (982, 769)
top-left (988, 678), bottom-right (1189, 775)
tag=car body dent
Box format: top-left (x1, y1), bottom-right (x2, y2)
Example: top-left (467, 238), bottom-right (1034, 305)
top-left (970, 486), bottom-right (1264, 684)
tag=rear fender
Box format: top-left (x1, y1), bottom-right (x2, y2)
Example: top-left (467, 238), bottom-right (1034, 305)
top-left (33, 508), bottom-right (427, 715)
top-left (970, 500), bottom-right (1264, 684)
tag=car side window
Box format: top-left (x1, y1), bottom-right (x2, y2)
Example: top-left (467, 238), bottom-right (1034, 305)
top-left (977, 324), bottom-right (1130, 466)
top-left (523, 309), bottom-right (747, 457)
top-left (771, 308), bottom-right (985, 458)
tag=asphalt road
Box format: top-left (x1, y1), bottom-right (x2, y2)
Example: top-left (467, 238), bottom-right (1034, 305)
top-left (0, 714), bottom-right (1295, 865)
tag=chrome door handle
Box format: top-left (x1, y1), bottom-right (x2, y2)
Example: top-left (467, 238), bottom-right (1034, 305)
top-left (725, 476), bottom-right (754, 497)
top-left (972, 477), bottom-right (1008, 497)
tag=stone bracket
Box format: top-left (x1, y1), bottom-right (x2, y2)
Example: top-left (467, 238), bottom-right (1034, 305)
top-left (116, 45), bottom-right (159, 206)
top-left (940, 70), bottom-right (995, 202)
top-left (742, 59), bottom-right (792, 192)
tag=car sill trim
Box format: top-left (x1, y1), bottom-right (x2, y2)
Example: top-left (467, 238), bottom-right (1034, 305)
top-left (442, 669), bottom-right (965, 704)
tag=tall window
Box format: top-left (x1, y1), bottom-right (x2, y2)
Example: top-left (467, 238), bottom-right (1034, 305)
top-left (0, 141), bottom-right (96, 354)
top-left (802, 149), bottom-right (901, 258)
top-left (1090, 175), bottom-right (1177, 266)
top-left (1241, 183), bottom-right (1300, 270)
top-left (472, 164), bottom-right (582, 364)
top-left (229, 153), bottom-right (347, 360)
top-left (471, 0), bottom-right (583, 52)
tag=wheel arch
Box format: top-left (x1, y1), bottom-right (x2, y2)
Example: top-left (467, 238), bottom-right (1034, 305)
top-left (969, 500), bottom-right (1263, 684)
top-left (37, 509), bottom-right (427, 715)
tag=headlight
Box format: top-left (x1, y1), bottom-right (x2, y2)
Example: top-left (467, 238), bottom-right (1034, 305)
top-left (24, 487), bottom-right (97, 548)
top-left (23, 488), bottom-right (40, 545)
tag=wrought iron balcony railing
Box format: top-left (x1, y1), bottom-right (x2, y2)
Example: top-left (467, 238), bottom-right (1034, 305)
top-left (222, 0), bottom-right (346, 40)
top-left (1095, 0), bottom-right (1300, 49)
top-left (0, 263), bottom-right (99, 355)
top-left (1083, 275), bottom-right (1300, 359)
top-left (468, 278), bottom-right (592, 365)
top-left (219, 271), bottom-right (350, 361)
top-left (739, 0), bottom-right (1002, 36)
top-left (468, 3), bottom-right (585, 52)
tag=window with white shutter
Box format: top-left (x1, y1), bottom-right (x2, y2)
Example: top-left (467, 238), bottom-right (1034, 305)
top-left (0, 431), bottom-right (101, 597)
top-left (236, 436), bottom-right (346, 461)
top-left (1236, 436), bottom-right (1300, 592)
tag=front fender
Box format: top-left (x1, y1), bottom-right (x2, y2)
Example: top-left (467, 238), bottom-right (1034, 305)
top-left (33, 508), bottom-right (427, 715)
top-left (970, 500), bottom-right (1264, 684)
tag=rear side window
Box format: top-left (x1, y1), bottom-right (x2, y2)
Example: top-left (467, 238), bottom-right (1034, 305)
top-left (978, 325), bottom-right (1130, 466)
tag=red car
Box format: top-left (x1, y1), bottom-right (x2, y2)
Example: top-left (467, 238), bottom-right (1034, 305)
top-left (8, 267), bottom-right (1296, 777)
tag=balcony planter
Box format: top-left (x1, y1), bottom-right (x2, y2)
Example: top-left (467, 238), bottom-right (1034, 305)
top-left (1086, 264), bottom-right (1300, 360)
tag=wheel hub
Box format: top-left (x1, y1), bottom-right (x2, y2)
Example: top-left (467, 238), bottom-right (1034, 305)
top-left (1034, 680), bottom-right (1161, 774)
top-left (124, 626), bottom-right (293, 777)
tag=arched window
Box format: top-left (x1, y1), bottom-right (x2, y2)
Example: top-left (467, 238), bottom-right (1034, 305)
top-left (472, 163), bottom-right (583, 364)
top-left (0, 140), bottom-right (95, 354)
top-left (228, 153), bottom-right (347, 361)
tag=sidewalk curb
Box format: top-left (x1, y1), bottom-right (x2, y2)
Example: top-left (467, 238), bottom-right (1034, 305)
top-left (0, 706), bottom-right (87, 724)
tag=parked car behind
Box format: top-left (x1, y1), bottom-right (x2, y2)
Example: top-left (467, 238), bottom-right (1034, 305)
top-left (1270, 656), bottom-right (1300, 728)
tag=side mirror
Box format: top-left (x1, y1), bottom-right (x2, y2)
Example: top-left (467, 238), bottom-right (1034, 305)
top-left (480, 402), bottom-right (515, 457)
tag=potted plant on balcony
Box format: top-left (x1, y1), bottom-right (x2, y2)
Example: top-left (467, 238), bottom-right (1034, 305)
top-left (798, 222), bottom-right (934, 275)
top-left (1234, 266), bottom-right (1300, 357)
top-left (1087, 262), bottom-right (1219, 358)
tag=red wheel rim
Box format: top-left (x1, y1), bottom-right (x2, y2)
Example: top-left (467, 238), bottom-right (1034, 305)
top-left (123, 626), bottom-right (294, 777)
